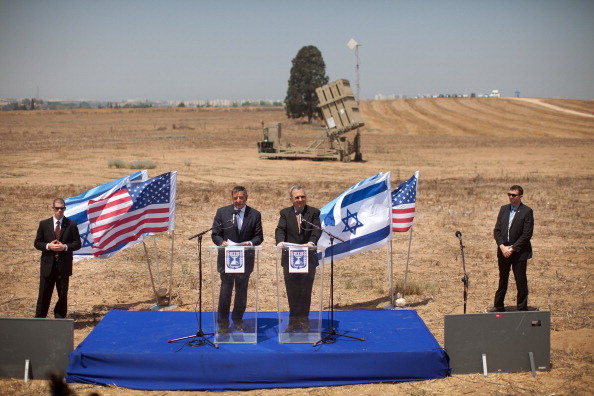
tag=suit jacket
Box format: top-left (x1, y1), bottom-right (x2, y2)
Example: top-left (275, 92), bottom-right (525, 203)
top-left (211, 205), bottom-right (263, 273)
top-left (275, 205), bottom-right (322, 267)
top-left (34, 216), bottom-right (82, 277)
top-left (493, 202), bottom-right (534, 261)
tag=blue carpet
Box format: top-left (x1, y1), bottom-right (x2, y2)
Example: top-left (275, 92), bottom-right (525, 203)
top-left (66, 310), bottom-right (450, 390)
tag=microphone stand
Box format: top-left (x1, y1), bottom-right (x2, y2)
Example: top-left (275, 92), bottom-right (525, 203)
top-left (168, 225), bottom-right (222, 348)
top-left (456, 231), bottom-right (469, 314)
top-left (299, 218), bottom-right (365, 346)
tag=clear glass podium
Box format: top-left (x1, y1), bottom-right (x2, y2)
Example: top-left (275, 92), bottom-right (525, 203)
top-left (209, 245), bottom-right (261, 344)
top-left (275, 245), bottom-right (324, 343)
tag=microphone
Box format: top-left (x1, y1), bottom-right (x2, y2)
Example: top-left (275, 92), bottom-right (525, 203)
top-left (455, 231), bottom-right (462, 239)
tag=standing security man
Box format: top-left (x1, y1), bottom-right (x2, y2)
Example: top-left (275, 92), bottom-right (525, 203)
top-left (491, 185), bottom-right (534, 312)
top-left (34, 198), bottom-right (81, 318)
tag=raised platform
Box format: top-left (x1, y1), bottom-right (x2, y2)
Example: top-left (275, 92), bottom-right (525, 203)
top-left (66, 310), bottom-right (450, 391)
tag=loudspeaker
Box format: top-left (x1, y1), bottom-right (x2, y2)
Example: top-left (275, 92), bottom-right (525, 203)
top-left (0, 317), bottom-right (73, 379)
top-left (444, 311), bottom-right (550, 374)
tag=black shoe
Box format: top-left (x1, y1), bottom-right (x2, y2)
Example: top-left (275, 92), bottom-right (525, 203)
top-left (218, 321), bottom-right (230, 335)
top-left (233, 321), bottom-right (245, 332)
top-left (488, 307), bottom-right (505, 313)
top-left (284, 322), bottom-right (299, 332)
top-left (300, 318), bottom-right (310, 332)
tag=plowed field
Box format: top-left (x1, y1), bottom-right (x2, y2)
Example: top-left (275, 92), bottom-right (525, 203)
top-left (1, 97), bottom-right (593, 395)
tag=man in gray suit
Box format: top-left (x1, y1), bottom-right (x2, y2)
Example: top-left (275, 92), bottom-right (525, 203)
top-left (211, 186), bottom-right (263, 333)
top-left (491, 185), bottom-right (534, 312)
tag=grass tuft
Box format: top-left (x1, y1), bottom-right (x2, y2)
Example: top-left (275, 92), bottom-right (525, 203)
top-left (108, 159), bottom-right (156, 169)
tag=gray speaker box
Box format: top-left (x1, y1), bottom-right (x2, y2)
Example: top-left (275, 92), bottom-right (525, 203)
top-left (0, 317), bottom-right (74, 379)
top-left (444, 311), bottom-right (550, 374)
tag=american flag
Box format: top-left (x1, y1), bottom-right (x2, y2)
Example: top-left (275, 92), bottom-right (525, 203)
top-left (391, 171), bottom-right (418, 232)
top-left (87, 172), bottom-right (177, 258)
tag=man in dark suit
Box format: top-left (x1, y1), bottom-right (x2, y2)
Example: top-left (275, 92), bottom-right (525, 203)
top-left (211, 186), bottom-right (263, 333)
top-left (491, 185), bottom-right (534, 312)
top-left (275, 185), bottom-right (322, 332)
top-left (34, 198), bottom-right (82, 318)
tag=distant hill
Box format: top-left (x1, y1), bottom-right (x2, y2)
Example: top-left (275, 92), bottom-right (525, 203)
top-left (360, 97), bottom-right (594, 138)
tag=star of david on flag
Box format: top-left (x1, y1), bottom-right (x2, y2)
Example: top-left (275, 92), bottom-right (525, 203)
top-left (64, 171), bottom-right (148, 262)
top-left (392, 171), bottom-right (418, 232)
top-left (318, 172), bottom-right (392, 262)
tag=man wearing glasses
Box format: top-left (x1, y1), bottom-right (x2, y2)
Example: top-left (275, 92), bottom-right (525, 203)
top-left (491, 185), bottom-right (534, 312)
top-left (34, 198), bottom-right (81, 318)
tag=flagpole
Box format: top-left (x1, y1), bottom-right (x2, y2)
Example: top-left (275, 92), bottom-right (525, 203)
top-left (388, 239), bottom-right (394, 307)
top-left (402, 224), bottom-right (414, 298)
top-left (143, 241), bottom-right (160, 306)
top-left (167, 230), bottom-right (175, 306)
top-left (153, 234), bottom-right (161, 287)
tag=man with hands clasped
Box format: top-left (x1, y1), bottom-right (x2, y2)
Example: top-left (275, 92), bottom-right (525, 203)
top-left (34, 198), bottom-right (81, 318)
top-left (491, 185), bottom-right (534, 312)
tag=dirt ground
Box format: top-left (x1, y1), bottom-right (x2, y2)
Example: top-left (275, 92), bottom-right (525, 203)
top-left (0, 97), bottom-right (593, 395)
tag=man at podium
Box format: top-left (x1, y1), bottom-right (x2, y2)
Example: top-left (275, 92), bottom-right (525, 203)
top-left (212, 186), bottom-right (263, 333)
top-left (275, 185), bottom-right (321, 332)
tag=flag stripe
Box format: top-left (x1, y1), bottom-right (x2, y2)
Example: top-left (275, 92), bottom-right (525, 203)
top-left (87, 193), bottom-right (132, 216)
top-left (340, 180), bottom-right (388, 209)
top-left (322, 225), bottom-right (392, 260)
top-left (93, 207), bottom-right (170, 251)
top-left (391, 171), bottom-right (418, 233)
top-left (93, 208), bottom-right (169, 242)
top-left (87, 194), bottom-right (133, 228)
top-left (86, 172), bottom-right (176, 258)
top-left (392, 207), bottom-right (415, 214)
top-left (392, 218), bottom-right (414, 224)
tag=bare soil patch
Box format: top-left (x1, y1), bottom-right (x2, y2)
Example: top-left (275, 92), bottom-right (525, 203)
top-left (1, 98), bottom-right (593, 395)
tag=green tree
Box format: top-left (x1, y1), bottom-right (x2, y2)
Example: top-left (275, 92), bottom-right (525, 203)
top-left (285, 45), bottom-right (329, 123)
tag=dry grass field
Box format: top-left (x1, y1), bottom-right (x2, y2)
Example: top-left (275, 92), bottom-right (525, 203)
top-left (1, 97), bottom-right (593, 395)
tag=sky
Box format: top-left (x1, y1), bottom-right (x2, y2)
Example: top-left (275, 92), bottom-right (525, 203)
top-left (1, 0), bottom-right (593, 102)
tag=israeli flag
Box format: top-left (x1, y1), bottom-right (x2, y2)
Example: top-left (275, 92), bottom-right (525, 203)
top-left (318, 172), bottom-right (392, 262)
top-left (64, 170), bottom-right (148, 262)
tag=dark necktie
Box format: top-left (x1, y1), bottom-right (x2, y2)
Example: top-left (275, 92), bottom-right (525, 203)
top-left (55, 220), bottom-right (61, 240)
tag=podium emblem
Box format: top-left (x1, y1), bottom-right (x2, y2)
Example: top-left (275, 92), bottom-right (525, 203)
top-left (225, 247), bottom-right (245, 273)
top-left (289, 247), bottom-right (309, 273)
